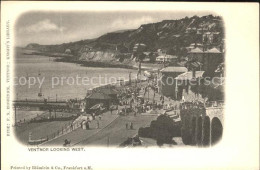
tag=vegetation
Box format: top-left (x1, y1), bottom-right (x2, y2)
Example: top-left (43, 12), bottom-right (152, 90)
top-left (25, 15), bottom-right (224, 60)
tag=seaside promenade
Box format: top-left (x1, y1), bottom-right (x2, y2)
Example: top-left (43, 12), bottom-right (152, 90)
top-left (17, 77), bottom-right (195, 147)
top-left (41, 111), bottom-right (118, 146)
top-left (40, 80), bottom-right (164, 147)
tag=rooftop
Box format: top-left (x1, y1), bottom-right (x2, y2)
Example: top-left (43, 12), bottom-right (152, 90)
top-left (205, 47), bottom-right (221, 54)
top-left (188, 47), bottom-right (222, 54)
top-left (188, 47), bottom-right (204, 53)
top-left (175, 71), bottom-right (205, 80)
top-left (157, 55), bottom-right (178, 59)
top-left (97, 88), bottom-right (118, 95)
top-left (86, 92), bottom-right (112, 100)
top-left (160, 67), bottom-right (188, 73)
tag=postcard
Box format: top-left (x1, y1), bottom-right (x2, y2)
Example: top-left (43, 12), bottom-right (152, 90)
top-left (1, 1), bottom-right (259, 170)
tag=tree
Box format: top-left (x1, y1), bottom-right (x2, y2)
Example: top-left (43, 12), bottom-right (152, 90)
top-left (132, 43), bottom-right (147, 78)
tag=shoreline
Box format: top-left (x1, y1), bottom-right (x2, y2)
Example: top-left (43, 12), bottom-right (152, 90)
top-left (55, 57), bottom-right (136, 70)
top-left (21, 49), bottom-right (165, 71)
top-left (23, 50), bottom-right (137, 70)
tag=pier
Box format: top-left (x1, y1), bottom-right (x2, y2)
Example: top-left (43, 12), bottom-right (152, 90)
top-left (13, 99), bottom-right (68, 109)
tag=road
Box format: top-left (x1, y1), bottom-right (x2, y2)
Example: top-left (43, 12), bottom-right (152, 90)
top-left (76, 114), bottom-right (157, 147)
top-left (41, 111), bottom-right (118, 146)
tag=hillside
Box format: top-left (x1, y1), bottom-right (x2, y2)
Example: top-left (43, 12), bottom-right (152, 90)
top-left (25, 14), bottom-right (224, 60)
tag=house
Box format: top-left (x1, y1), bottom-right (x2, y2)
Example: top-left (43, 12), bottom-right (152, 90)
top-left (97, 87), bottom-right (119, 104)
top-left (133, 43), bottom-right (146, 53)
top-left (188, 47), bottom-right (223, 77)
top-left (203, 32), bottom-right (220, 44)
top-left (65, 49), bottom-right (71, 54)
top-left (185, 27), bottom-right (197, 33)
top-left (158, 66), bottom-right (188, 98)
top-left (174, 71), bottom-right (205, 100)
top-left (141, 52), bottom-right (155, 62)
top-left (156, 55), bottom-right (178, 63)
top-left (203, 47), bottom-right (223, 76)
top-left (186, 43), bottom-right (203, 52)
top-left (84, 45), bottom-right (92, 52)
top-left (187, 47), bottom-right (204, 61)
top-left (85, 92), bottom-right (113, 110)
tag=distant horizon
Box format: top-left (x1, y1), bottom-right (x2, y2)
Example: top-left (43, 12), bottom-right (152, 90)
top-left (16, 12), bottom-right (214, 47)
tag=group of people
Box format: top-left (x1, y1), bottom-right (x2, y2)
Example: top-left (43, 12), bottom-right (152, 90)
top-left (126, 122), bottom-right (134, 130)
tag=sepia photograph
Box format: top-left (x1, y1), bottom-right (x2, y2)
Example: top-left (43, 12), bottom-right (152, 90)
top-left (13, 11), bottom-right (225, 147)
top-left (1, 2), bottom-right (259, 170)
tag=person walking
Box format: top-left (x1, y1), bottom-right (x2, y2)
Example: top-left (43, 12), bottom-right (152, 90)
top-left (126, 123), bottom-right (128, 130)
top-left (96, 121), bottom-right (100, 129)
top-left (130, 122), bottom-right (133, 130)
top-left (70, 124), bottom-right (73, 131)
top-left (86, 121), bottom-right (90, 130)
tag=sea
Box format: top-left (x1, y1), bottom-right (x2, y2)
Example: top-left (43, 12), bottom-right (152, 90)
top-left (13, 48), bottom-right (138, 121)
top-left (14, 48), bottom-right (138, 101)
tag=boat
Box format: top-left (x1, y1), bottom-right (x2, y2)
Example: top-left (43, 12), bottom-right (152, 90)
top-left (38, 87), bottom-right (43, 97)
top-left (38, 69), bottom-right (41, 76)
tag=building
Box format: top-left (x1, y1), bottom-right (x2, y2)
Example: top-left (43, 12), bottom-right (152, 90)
top-left (174, 71), bottom-right (205, 100)
top-left (65, 49), bottom-right (71, 54)
top-left (156, 55), bottom-right (178, 63)
top-left (97, 87), bottom-right (119, 104)
top-left (203, 32), bottom-right (220, 44)
top-left (85, 92), bottom-right (113, 110)
top-left (186, 43), bottom-right (203, 52)
top-left (179, 76), bottom-right (224, 146)
top-left (158, 66), bottom-right (188, 98)
top-left (84, 45), bottom-right (92, 52)
top-left (188, 47), bottom-right (223, 77)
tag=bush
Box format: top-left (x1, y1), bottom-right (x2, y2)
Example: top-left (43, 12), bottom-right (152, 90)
top-left (138, 114), bottom-right (182, 146)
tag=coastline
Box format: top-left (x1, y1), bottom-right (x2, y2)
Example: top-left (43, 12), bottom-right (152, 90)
top-left (54, 57), bottom-right (136, 70)
top-left (23, 50), bottom-right (137, 70)
top-left (21, 49), bottom-right (164, 70)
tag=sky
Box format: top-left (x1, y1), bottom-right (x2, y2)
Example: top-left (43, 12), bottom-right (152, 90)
top-left (15, 11), bottom-right (212, 47)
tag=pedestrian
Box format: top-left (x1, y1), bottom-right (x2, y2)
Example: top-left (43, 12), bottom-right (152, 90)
top-left (97, 121), bottom-right (100, 129)
top-left (130, 122), bottom-right (133, 130)
top-left (126, 123), bottom-right (128, 130)
top-left (86, 121), bottom-right (90, 129)
top-left (110, 108), bottom-right (113, 115)
top-left (99, 115), bottom-right (101, 120)
top-left (182, 95), bottom-right (185, 102)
